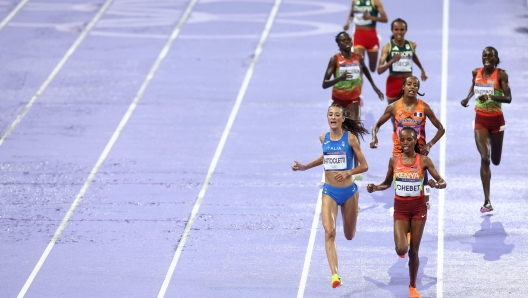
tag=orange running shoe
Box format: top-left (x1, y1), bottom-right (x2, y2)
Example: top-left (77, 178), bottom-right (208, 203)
top-left (409, 285), bottom-right (421, 298)
top-left (407, 232), bottom-right (411, 244)
top-left (331, 274), bottom-right (342, 288)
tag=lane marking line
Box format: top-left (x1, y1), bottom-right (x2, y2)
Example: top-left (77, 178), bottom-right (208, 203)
top-left (297, 174), bottom-right (324, 298)
top-left (0, 0), bottom-right (29, 31)
top-left (16, 0), bottom-right (198, 295)
top-left (0, 0), bottom-right (113, 148)
top-left (156, 1), bottom-right (283, 297)
top-left (437, 0), bottom-right (449, 297)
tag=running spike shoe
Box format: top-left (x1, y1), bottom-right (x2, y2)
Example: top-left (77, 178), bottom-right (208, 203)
top-left (409, 285), bottom-right (421, 298)
top-left (480, 202), bottom-right (493, 213)
top-left (331, 274), bottom-right (342, 288)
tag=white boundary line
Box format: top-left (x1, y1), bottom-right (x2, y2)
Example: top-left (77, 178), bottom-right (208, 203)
top-left (437, 0), bottom-right (449, 297)
top-left (296, 174), bottom-right (324, 298)
top-left (16, 0), bottom-right (199, 296)
top-left (0, 0), bottom-right (29, 30)
top-left (0, 0), bottom-right (114, 148)
top-left (156, 0), bottom-right (283, 297)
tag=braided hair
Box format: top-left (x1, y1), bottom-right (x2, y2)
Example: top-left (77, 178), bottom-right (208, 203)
top-left (399, 126), bottom-right (420, 153)
top-left (394, 76), bottom-right (425, 101)
top-left (335, 31), bottom-right (350, 43)
top-left (329, 104), bottom-right (369, 141)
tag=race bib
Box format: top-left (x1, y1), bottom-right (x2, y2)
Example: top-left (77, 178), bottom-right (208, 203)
top-left (474, 83), bottom-right (494, 97)
top-left (354, 12), bottom-right (372, 26)
top-left (392, 56), bottom-right (412, 72)
top-left (323, 152), bottom-right (347, 170)
top-left (395, 180), bottom-right (422, 197)
top-left (339, 63), bottom-right (361, 80)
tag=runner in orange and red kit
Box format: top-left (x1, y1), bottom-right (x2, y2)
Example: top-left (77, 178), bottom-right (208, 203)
top-left (460, 46), bottom-right (512, 213)
top-left (370, 76), bottom-right (445, 210)
top-left (367, 127), bottom-right (446, 298)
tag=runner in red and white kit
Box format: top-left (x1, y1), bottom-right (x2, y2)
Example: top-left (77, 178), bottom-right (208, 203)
top-left (343, 0), bottom-right (388, 72)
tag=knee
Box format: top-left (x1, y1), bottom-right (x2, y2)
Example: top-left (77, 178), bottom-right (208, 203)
top-left (408, 247), bottom-right (419, 259)
top-left (324, 227), bottom-right (336, 240)
top-left (395, 245), bottom-right (408, 257)
top-left (480, 154), bottom-right (490, 166)
top-left (491, 156), bottom-right (501, 166)
top-left (344, 230), bottom-right (356, 241)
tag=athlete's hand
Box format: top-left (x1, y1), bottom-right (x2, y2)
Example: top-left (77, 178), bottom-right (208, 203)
top-left (291, 160), bottom-right (306, 171)
top-left (392, 53), bottom-right (401, 63)
top-left (366, 183), bottom-right (377, 193)
top-left (343, 23), bottom-right (350, 31)
top-left (339, 70), bottom-right (350, 81)
top-left (428, 178), bottom-right (446, 189)
top-left (370, 136), bottom-right (378, 149)
top-left (363, 12), bottom-right (371, 20)
top-left (374, 87), bottom-right (384, 100)
top-left (460, 98), bottom-right (470, 107)
top-left (332, 171), bottom-right (348, 182)
top-left (420, 143), bottom-right (432, 156)
top-left (421, 71), bottom-right (428, 82)
top-left (477, 94), bottom-right (488, 103)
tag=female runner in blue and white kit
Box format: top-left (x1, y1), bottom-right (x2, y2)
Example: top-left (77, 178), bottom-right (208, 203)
top-left (292, 104), bottom-right (369, 289)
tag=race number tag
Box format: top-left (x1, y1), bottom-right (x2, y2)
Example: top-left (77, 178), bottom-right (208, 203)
top-left (323, 152), bottom-right (347, 170)
top-left (474, 83), bottom-right (494, 97)
top-left (354, 12), bottom-right (372, 26)
top-left (392, 56), bottom-right (412, 72)
top-left (395, 180), bottom-right (422, 197)
top-left (339, 63), bottom-right (361, 80)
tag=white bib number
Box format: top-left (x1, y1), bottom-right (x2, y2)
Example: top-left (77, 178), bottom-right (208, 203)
top-left (323, 152), bottom-right (347, 170)
top-left (339, 63), bottom-right (361, 80)
top-left (353, 12), bottom-right (372, 26)
top-left (395, 180), bottom-right (422, 197)
top-left (473, 83), bottom-right (494, 97)
top-left (392, 56), bottom-right (412, 72)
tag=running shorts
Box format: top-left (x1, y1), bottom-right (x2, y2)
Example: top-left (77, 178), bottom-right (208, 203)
top-left (394, 197), bottom-right (427, 221)
top-left (353, 28), bottom-right (379, 52)
top-left (322, 183), bottom-right (358, 206)
top-left (386, 75), bottom-right (406, 99)
top-left (474, 112), bottom-right (506, 134)
top-left (332, 97), bottom-right (360, 108)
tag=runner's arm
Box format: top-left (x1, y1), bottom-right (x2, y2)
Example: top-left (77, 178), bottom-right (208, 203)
top-left (366, 156), bottom-right (395, 192)
top-left (360, 55), bottom-right (384, 100)
top-left (377, 42), bottom-right (394, 74)
top-left (461, 69), bottom-right (478, 107)
top-left (410, 42), bottom-right (427, 81)
top-left (422, 103), bottom-right (445, 156)
top-left (323, 55), bottom-right (347, 89)
top-left (421, 155), bottom-right (446, 189)
top-left (370, 103), bottom-right (394, 148)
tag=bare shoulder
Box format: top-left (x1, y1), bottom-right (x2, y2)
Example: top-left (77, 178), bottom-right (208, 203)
top-left (319, 133), bottom-right (326, 143)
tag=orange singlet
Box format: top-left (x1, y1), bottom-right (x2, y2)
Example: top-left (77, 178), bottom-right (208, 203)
top-left (332, 52), bottom-right (363, 104)
top-left (392, 99), bottom-right (426, 155)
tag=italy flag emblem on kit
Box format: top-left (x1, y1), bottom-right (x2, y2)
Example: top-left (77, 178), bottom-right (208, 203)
top-left (414, 112), bottom-right (423, 117)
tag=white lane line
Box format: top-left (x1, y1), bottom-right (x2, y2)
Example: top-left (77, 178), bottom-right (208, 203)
top-left (0, 0), bottom-right (114, 148)
top-left (156, 0), bottom-right (283, 297)
top-left (0, 0), bottom-right (29, 31)
top-left (297, 174), bottom-right (324, 298)
top-left (437, 0), bottom-right (449, 297)
top-left (16, 0), bottom-right (199, 295)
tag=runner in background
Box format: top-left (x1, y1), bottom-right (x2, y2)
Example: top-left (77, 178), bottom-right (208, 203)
top-left (460, 46), bottom-right (512, 213)
top-left (343, 0), bottom-right (388, 72)
top-left (323, 31), bottom-right (383, 179)
top-left (377, 18), bottom-right (427, 130)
